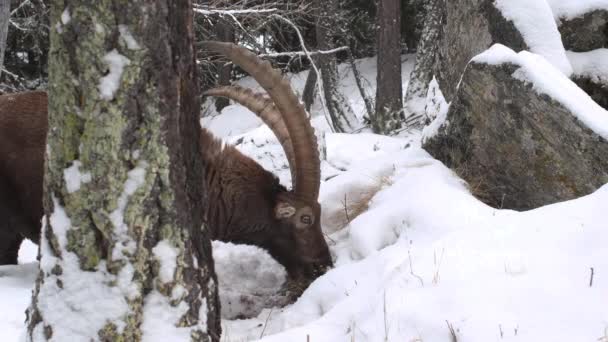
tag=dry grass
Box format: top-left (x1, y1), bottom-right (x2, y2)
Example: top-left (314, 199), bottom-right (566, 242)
top-left (325, 171), bottom-right (395, 232)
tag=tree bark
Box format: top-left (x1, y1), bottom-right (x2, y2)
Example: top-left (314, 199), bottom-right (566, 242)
top-left (213, 18), bottom-right (234, 112)
top-left (302, 63), bottom-right (317, 112)
top-left (404, 0), bottom-right (444, 122)
top-left (314, 0), bottom-right (359, 133)
top-left (373, 0), bottom-right (403, 134)
top-left (347, 48), bottom-right (374, 120)
top-left (0, 0), bottom-right (10, 78)
top-left (26, 1), bottom-right (220, 341)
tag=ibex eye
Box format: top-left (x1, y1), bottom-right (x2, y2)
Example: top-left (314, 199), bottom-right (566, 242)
top-left (300, 215), bottom-right (312, 225)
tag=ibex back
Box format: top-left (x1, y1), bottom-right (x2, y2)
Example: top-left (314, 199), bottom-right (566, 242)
top-left (0, 42), bottom-right (332, 285)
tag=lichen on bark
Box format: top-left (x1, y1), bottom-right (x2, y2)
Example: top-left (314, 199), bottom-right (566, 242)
top-left (27, 1), bottom-right (220, 341)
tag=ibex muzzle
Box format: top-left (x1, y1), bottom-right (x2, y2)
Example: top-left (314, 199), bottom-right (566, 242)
top-left (0, 43), bottom-right (332, 287)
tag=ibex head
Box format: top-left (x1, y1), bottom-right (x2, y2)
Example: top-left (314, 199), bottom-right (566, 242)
top-left (202, 42), bottom-right (332, 282)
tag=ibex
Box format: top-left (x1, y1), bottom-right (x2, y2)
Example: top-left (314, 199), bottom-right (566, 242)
top-left (0, 42), bottom-right (332, 285)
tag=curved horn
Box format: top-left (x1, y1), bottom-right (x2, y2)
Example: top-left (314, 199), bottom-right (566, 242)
top-left (204, 85), bottom-right (297, 188)
top-left (202, 41), bottom-right (320, 201)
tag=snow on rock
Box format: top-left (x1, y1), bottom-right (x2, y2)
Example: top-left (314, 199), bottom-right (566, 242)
top-left (421, 76), bottom-right (450, 142)
top-left (546, 0), bottom-right (608, 20)
top-left (473, 44), bottom-right (608, 139)
top-left (98, 49), bottom-right (130, 101)
top-left (63, 160), bottom-right (92, 193)
top-left (494, 0), bottom-right (573, 76)
top-left (567, 48), bottom-right (608, 83)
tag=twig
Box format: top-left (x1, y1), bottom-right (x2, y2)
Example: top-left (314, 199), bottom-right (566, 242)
top-left (342, 194), bottom-right (350, 223)
top-left (432, 248), bottom-right (445, 284)
top-left (446, 320), bottom-right (458, 342)
top-left (259, 307), bottom-right (274, 338)
top-left (590, 267), bottom-right (594, 287)
top-left (10, 0), bottom-right (33, 15)
top-left (408, 250), bottom-right (424, 286)
top-left (383, 291), bottom-right (389, 341)
top-left (1, 68), bottom-right (21, 80)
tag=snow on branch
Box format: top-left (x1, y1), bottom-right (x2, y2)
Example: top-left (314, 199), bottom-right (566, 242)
top-left (258, 46), bottom-right (349, 58)
top-left (193, 7), bottom-right (278, 16)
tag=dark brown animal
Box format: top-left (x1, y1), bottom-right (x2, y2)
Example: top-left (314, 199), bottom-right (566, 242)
top-left (0, 91), bottom-right (46, 264)
top-left (0, 43), bottom-right (332, 283)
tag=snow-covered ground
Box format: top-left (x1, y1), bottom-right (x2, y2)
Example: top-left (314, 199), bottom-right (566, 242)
top-left (1, 50), bottom-right (607, 342)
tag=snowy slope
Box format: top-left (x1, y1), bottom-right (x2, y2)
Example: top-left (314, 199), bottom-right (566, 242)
top-left (1, 52), bottom-right (607, 342)
top-left (220, 137), bottom-right (608, 342)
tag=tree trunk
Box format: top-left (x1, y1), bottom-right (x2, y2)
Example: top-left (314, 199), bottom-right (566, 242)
top-left (373, 0), bottom-right (403, 134)
top-left (26, 1), bottom-right (220, 341)
top-left (214, 18), bottom-right (234, 112)
top-left (302, 64), bottom-right (317, 112)
top-left (0, 0), bottom-right (9, 78)
top-left (314, 0), bottom-right (359, 133)
top-left (347, 48), bottom-right (374, 120)
top-left (404, 0), bottom-right (445, 122)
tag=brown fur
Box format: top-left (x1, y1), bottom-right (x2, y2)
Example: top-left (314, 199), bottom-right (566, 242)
top-left (0, 91), bottom-right (331, 283)
top-left (0, 91), bottom-right (46, 264)
top-left (199, 129), bottom-right (331, 280)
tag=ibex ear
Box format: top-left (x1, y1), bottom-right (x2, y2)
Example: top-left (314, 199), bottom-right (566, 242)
top-left (275, 202), bottom-right (296, 219)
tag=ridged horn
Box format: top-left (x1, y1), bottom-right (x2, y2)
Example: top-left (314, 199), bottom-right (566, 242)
top-left (202, 41), bottom-right (320, 201)
top-left (203, 85), bottom-right (297, 187)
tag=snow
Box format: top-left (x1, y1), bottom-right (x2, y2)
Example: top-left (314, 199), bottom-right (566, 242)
top-left (63, 160), bottom-right (92, 193)
top-left (118, 25), bottom-right (141, 50)
top-left (494, 0), bottom-right (573, 76)
top-left (2, 41), bottom-right (608, 342)
top-left (152, 240), bottom-right (178, 284)
top-left (109, 163), bottom-right (147, 259)
top-left (546, 0), bottom-right (608, 20)
top-left (60, 8), bottom-right (71, 25)
top-left (142, 291), bottom-right (192, 342)
top-left (218, 145), bottom-right (608, 342)
top-left (421, 76), bottom-right (450, 142)
top-left (473, 44), bottom-right (608, 140)
top-left (567, 49), bottom-right (608, 84)
top-left (98, 49), bottom-right (130, 101)
top-left (212, 241), bottom-right (287, 319)
top-left (30, 198), bottom-right (133, 341)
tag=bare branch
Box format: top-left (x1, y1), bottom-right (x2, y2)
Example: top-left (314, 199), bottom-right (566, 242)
top-left (193, 8), bottom-right (278, 16)
top-left (258, 46), bottom-right (348, 58)
top-left (270, 13), bottom-right (332, 127)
